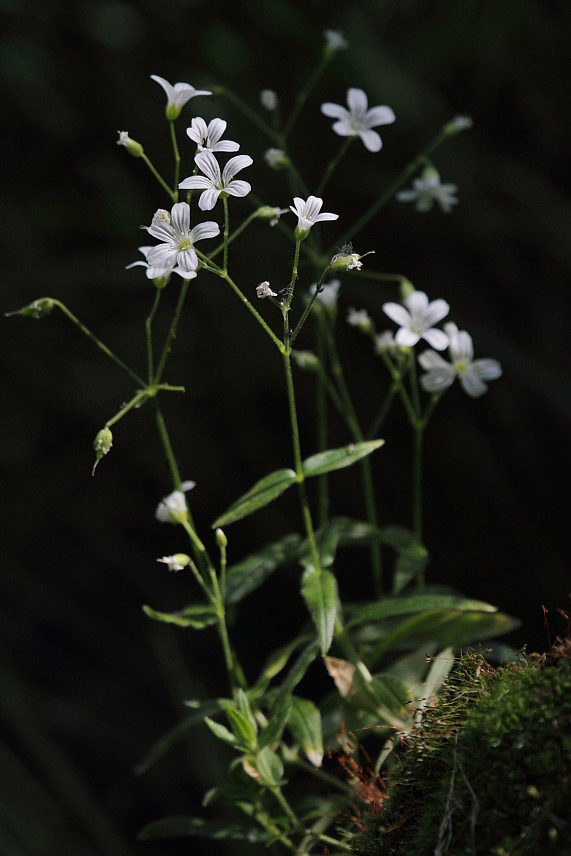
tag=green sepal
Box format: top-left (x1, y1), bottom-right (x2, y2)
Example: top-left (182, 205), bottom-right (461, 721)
top-left (302, 439), bottom-right (384, 478)
top-left (142, 603), bottom-right (217, 629)
top-left (212, 469), bottom-right (296, 527)
top-left (301, 567), bottom-right (338, 656)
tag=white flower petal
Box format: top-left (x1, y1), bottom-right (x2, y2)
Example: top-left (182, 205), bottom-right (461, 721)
top-left (177, 247), bottom-right (198, 271)
top-left (359, 128), bottom-right (382, 152)
top-left (460, 370), bottom-right (488, 397)
top-left (195, 150), bottom-right (220, 184)
top-left (472, 358), bottom-right (502, 381)
top-left (190, 221), bottom-right (220, 242)
top-left (382, 302), bottom-right (412, 327)
top-left (365, 105), bottom-right (396, 127)
top-left (224, 180), bottom-right (251, 198)
top-left (320, 102), bottom-right (349, 119)
top-left (449, 330), bottom-right (474, 363)
top-left (422, 328), bottom-right (449, 350)
top-left (420, 369), bottom-right (455, 393)
top-left (198, 189), bottom-right (221, 210)
top-left (418, 350), bottom-right (450, 370)
top-left (346, 87), bottom-right (368, 114)
top-left (331, 118), bottom-right (354, 137)
top-left (187, 117), bottom-right (208, 144)
top-left (423, 298), bottom-right (450, 327)
top-left (147, 245), bottom-right (178, 268)
top-left (395, 328), bottom-right (421, 347)
top-left (222, 154), bottom-right (253, 183)
top-left (178, 175), bottom-right (211, 191)
top-left (147, 220), bottom-right (175, 242)
top-left (170, 202), bottom-right (190, 235)
top-left (405, 290), bottom-right (429, 316)
top-left (314, 210), bottom-right (339, 223)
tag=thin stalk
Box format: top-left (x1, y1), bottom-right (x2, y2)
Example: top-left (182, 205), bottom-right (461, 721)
top-left (169, 120), bottom-right (181, 200)
top-left (289, 263), bottom-right (331, 346)
top-left (412, 424), bottom-right (423, 561)
top-left (294, 757), bottom-right (352, 794)
top-left (285, 240), bottom-right (302, 311)
top-left (366, 381), bottom-right (398, 440)
top-left (105, 390), bottom-right (148, 428)
top-left (315, 312), bottom-right (329, 527)
top-left (213, 85), bottom-right (282, 144)
top-left (51, 300), bottom-right (145, 387)
top-left (220, 271), bottom-right (284, 352)
top-left (145, 288), bottom-right (162, 383)
top-left (330, 124), bottom-right (455, 251)
top-left (208, 569), bottom-right (243, 695)
top-left (222, 197), bottom-right (229, 272)
top-left (154, 279), bottom-right (190, 384)
top-left (283, 52), bottom-right (330, 139)
top-left (208, 210), bottom-right (259, 260)
top-left (270, 784), bottom-right (299, 828)
top-left (141, 153), bottom-right (176, 202)
top-left (315, 137), bottom-right (352, 197)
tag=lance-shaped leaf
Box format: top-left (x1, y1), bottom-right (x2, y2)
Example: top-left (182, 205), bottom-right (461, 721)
top-left (288, 697), bottom-right (323, 767)
top-left (142, 603), bottom-right (217, 629)
top-left (212, 468), bottom-right (296, 527)
top-left (301, 567), bottom-right (338, 656)
top-left (345, 593), bottom-right (499, 630)
top-left (226, 707), bottom-right (257, 750)
top-left (299, 521), bottom-right (340, 569)
top-left (257, 700), bottom-right (292, 750)
top-left (225, 533), bottom-right (302, 604)
top-left (302, 439), bottom-right (384, 478)
top-left (203, 716), bottom-right (241, 748)
top-left (138, 815), bottom-right (267, 842)
top-left (254, 746), bottom-right (284, 786)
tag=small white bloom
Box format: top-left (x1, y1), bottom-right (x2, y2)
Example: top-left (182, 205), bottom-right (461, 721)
top-left (321, 88), bottom-right (395, 152)
top-left (155, 480), bottom-right (196, 524)
top-left (157, 554), bottom-right (190, 572)
top-left (289, 195), bottom-right (339, 239)
top-left (126, 246), bottom-right (197, 284)
top-left (383, 290), bottom-right (449, 350)
top-left (150, 74), bottom-right (211, 120)
top-left (397, 166), bottom-right (458, 213)
top-left (179, 151), bottom-right (253, 211)
top-left (186, 117), bottom-right (239, 153)
top-left (445, 115), bottom-right (474, 135)
top-left (145, 203), bottom-right (220, 273)
top-left (324, 29), bottom-right (349, 53)
top-left (374, 331), bottom-right (398, 354)
top-left (264, 148), bottom-right (288, 169)
top-left (346, 307), bottom-right (373, 334)
top-left (310, 278), bottom-right (341, 307)
top-left (418, 328), bottom-right (502, 397)
top-left (256, 281), bottom-right (277, 299)
top-left (260, 89), bottom-right (278, 111)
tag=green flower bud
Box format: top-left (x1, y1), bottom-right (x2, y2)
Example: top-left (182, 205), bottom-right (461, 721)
top-left (116, 131), bottom-right (144, 157)
top-left (92, 427), bottom-right (113, 475)
top-left (6, 297), bottom-right (56, 319)
top-left (215, 528), bottom-right (227, 549)
top-left (399, 278), bottom-right (416, 301)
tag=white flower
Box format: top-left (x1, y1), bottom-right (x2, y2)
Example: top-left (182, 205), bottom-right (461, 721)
top-left (186, 117), bottom-right (239, 153)
top-left (260, 89), bottom-right (278, 111)
top-left (155, 480), bottom-right (196, 524)
top-left (264, 148), bottom-right (288, 169)
top-left (256, 281), bottom-right (277, 299)
top-left (383, 290), bottom-right (449, 350)
top-left (320, 88), bottom-right (395, 152)
top-left (179, 151), bottom-right (253, 211)
top-left (375, 331), bottom-right (398, 354)
top-left (346, 307), bottom-right (373, 333)
top-left (289, 195), bottom-right (339, 239)
top-left (157, 554), bottom-right (190, 572)
top-left (396, 166), bottom-right (458, 213)
top-left (150, 74), bottom-right (211, 120)
top-left (310, 278), bottom-right (341, 307)
top-left (324, 29), bottom-right (349, 52)
top-left (126, 246), bottom-right (197, 284)
top-left (418, 327), bottom-right (502, 397)
top-left (145, 203), bottom-right (220, 273)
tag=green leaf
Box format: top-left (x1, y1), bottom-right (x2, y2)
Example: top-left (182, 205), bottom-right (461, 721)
top-left (270, 641), bottom-right (320, 715)
top-left (203, 716), bottom-right (241, 748)
top-left (432, 610), bottom-right (520, 648)
top-left (225, 533), bottom-right (302, 604)
top-left (226, 707), bottom-right (257, 750)
top-left (393, 542), bottom-right (429, 595)
top-left (345, 593), bottom-right (498, 630)
top-left (301, 567), bottom-right (338, 656)
top-left (288, 697), bottom-right (323, 767)
top-left (138, 815), bottom-right (267, 842)
top-left (254, 634), bottom-right (313, 691)
top-left (142, 603), bottom-right (217, 629)
top-left (299, 521), bottom-right (340, 569)
top-left (212, 468), bottom-right (296, 527)
top-left (257, 700), bottom-right (292, 749)
top-left (302, 439), bottom-right (384, 478)
top-left (254, 746), bottom-right (284, 786)
top-left (333, 516), bottom-right (384, 546)
top-left (235, 689), bottom-right (258, 736)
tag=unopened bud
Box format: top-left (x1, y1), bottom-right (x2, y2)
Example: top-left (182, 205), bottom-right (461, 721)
top-left (399, 278), bottom-right (415, 301)
top-left (116, 131), bottom-right (144, 157)
top-left (215, 528), bottom-right (227, 549)
top-left (264, 148), bottom-right (289, 170)
top-left (292, 350), bottom-right (320, 372)
top-left (6, 297), bottom-right (56, 319)
top-left (444, 115), bottom-right (473, 136)
top-left (92, 427), bottom-right (113, 475)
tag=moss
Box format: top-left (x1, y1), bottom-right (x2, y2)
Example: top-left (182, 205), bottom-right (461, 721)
top-left (351, 640), bottom-right (571, 856)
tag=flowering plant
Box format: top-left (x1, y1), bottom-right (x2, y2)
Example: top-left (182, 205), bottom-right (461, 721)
top-left (9, 31), bottom-right (514, 854)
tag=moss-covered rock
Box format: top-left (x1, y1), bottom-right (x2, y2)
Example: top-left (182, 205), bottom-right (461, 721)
top-left (351, 640), bottom-right (571, 856)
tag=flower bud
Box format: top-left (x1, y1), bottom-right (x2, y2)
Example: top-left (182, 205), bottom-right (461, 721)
top-left (263, 148), bottom-right (289, 170)
top-left (215, 528), bottom-right (227, 549)
top-left (444, 115), bottom-right (473, 136)
top-left (292, 350), bottom-right (320, 372)
top-left (346, 307), bottom-right (374, 334)
top-left (116, 131), bottom-right (144, 157)
top-left (6, 297), bottom-right (56, 319)
top-left (260, 89), bottom-right (278, 111)
top-left (399, 278), bottom-right (415, 301)
top-left (323, 29), bottom-right (349, 57)
top-left (92, 427), bottom-right (113, 475)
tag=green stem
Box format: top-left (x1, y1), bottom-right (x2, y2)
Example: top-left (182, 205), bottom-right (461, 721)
top-left (220, 271), bottom-right (284, 352)
top-left (51, 300), bottom-right (145, 386)
top-left (270, 785), bottom-right (299, 829)
top-left (213, 85), bottom-right (282, 144)
top-left (283, 53), bottom-right (330, 139)
top-left (141, 153), bottom-right (176, 202)
top-left (209, 569), bottom-right (243, 695)
top-left (154, 279), bottom-right (191, 384)
top-left (145, 288), bottom-right (162, 383)
top-left (366, 381), bottom-right (398, 440)
top-left (222, 197), bottom-right (229, 272)
top-left (315, 312), bottom-right (329, 527)
top-left (169, 120), bottom-right (181, 200)
top-left (413, 424), bottom-right (423, 560)
top-left (315, 137), bottom-right (352, 197)
top-left (330, 124), bottom-right (455, 251)
top-left (105, 390), bottom-right (148, 428)
top-left (286, 240), bottom-right (302, 311)
top-left (289, 263), bottom-right (330, 346)
top-left (208, 210), bottom-right (259, 260)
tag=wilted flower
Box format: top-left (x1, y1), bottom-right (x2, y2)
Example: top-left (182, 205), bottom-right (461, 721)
top-left (179, 151), bottom-right (253, 211)
top-left (157, 554), bottom-right (190, 572)
top-left (116, 131), bottom-right (144, 157)
top-left (256, 205), bottom-right (289, 226)
top-left (260, 89), bottom-right (278, 111)
top-left (289, 195), bottom-right (338, 240)
top-left (145, 203), bottom-right (219, 273)
top-left (150, 74), bottom-right (211, 120)
top-left (418, 325), bottom-right (502, 397)
top-left (155, 480), bottom-right (196, 524)
top-left (186, 117), bottom-right (239, 153)
top-left (383, 290), bottom-right (449, 350)
top-left (256, 281), bottom-right (277, 299)
top-left (397, 166), bottom-right (458, 213)
top-left (321, 88), bottom-right (395, 152)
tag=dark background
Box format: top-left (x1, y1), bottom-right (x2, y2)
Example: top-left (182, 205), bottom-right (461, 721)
top-left (1, 0), bottom-right (569, 854)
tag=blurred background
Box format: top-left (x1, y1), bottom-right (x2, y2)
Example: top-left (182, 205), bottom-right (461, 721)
top-left (1, 0), bottom-right (569, 853)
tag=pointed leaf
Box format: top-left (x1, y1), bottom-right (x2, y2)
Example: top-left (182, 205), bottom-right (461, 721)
top-left (254, 746), bottom-right (284, 786)
top-left (393, 542), bottom-right (429, 594)
top-left (301, 567), bottom-right (338, 656)
top-left (257, 700), bottom-right (292, 749)
top-left (299, 521), bottom-right (340, 569)
top-left (236, 689), bottom-right (258, 735)
top-left (302, 440), bottom-right (384, 478)
top-left (225, 534), bottom-right (302, 604)
top-left (142, 603), bottom-right (217, 629)
top-left (138, 815), bottom-right (267, 842)
top-left (288, 697), bottom-right (323, 767)
top-left (203, 716), bottom-right (241, 748)
top-left (226, 707), bottom-right (257, 750)
top-left (212, 468), bottom-right (296, 527)
top-left (345, 593), bottom-right (498, 629)
top-left (254, 634), bottom-right (313, 692)
top-left (271, 641), bottom-right (320, 713)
